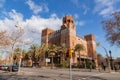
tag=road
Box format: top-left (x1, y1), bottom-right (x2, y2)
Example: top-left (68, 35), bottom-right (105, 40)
top-left (0, 68), bottom-right (120, 80)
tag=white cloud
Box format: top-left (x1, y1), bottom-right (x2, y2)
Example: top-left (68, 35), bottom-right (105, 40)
top-left (50, 13), bottom-right (58, 18)
top-left (0, 9), bottom-right (23, 32)
top-left (0, 10), bottom-right (61, 44)
top-left (99, 6), bottom-right (114, 16)
top-left (24, 14), bottom-right (62, 32)
top-left (82, 5), bottom-right (89, 15)
top-left (75, 21), bottom-right (85, 26)
top-left (0, 0), bottom-right (5, 8)
top-left (94, 0), bottom-right (120, 17)
top-left (74, 14), bottom-right (79, 19)
top-left (26, 0), bottom-right (49, 14)
top-left (71, 0), bottom-right (89, 15)
top-left (71, 0), bottom-right (79, 8)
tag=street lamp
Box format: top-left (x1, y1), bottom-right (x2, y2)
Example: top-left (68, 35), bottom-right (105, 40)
top-left (109, 50), bottom-right (113, 70)
top-left (101, 46), bottom-right (111, 72)
top-left (96, 43), bottom-right (111, 72)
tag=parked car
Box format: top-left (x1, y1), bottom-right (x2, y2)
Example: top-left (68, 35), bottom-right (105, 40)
top-left (7, 65), bottom-right (19, 72)
top-left (2, 65), bottom-right (9, 71)
top-left (0, 65), bottom-right (2, 70)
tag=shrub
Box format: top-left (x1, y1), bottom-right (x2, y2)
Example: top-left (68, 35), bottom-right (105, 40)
top-left (59, 60), bottom-right (69, 68)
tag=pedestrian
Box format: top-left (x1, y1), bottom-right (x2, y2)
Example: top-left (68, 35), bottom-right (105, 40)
top-left (90, 63), bottom-right (92, 72)
top-left (114, 64), bottom-right (118, 72)
top-left (101, 62), bottom-right (106, 71)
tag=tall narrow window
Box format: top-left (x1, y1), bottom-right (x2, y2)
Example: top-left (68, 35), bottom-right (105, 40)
top-left (72, 41), bottom-right (74, 46)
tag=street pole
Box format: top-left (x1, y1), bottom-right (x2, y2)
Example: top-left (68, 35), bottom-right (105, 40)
top-left (10, 47), bottom-right (14, 72)
top-left (18, 56), bottom-right (22, 72)
top-left (18, 42), bottom-right (24, 72)
top-left (69, 58), bottom-right (72, 80)
top-left (109, 50), bottom-right (113, 70)
top-left (69, 49), bottom-right (73, 80)
top-left (101, 46), bottom-right (111, 72)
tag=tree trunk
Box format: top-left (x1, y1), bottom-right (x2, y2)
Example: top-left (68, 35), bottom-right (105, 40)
top-left (78, 51), bottom-right (81, 68)
top-left (51, 56), bottom-right (54, 69)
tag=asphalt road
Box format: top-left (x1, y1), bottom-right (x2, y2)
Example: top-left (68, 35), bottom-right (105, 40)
top-left (0, 68), bottom-right (120, 80)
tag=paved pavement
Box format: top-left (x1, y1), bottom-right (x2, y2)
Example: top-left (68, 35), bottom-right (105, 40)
top-left (0, 68), bottom-right (120, 80)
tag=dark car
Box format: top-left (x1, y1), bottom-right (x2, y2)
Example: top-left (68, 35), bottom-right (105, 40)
top-left (7, 65), bottom-right (19, 72)
top-left (0, 65), bottom-right (2, 70)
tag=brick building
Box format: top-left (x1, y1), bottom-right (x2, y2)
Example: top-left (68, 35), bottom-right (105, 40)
top-left (41, 16), bottom-right (98, 68)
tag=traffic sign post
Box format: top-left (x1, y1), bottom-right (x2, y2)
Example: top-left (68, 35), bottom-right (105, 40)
top-left (18, 43), bottom-right (24, 72)
top-left (69, 49), bottom-right (73, 80)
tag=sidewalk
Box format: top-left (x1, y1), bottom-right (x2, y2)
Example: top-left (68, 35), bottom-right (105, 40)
top-left (54, 68), bottom-right (120, 73)
top-left (16, 67), bottom-right (120, 76)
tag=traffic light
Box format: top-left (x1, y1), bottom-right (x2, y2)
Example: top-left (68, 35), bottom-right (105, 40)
top-left (69, 49), bottom-right (73, 58)
top-left (66, 49), bottom-right (74, 58)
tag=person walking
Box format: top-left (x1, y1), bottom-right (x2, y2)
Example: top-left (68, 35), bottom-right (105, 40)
top-left (101, 62), bottom-right (106, 71)
top-left (114, 64), bottom-right (118, 72)
top-left (90, 63), bottom-right (92, 72)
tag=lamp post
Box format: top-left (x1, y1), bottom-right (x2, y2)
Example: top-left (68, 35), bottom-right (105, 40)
top-left (101, 46), bottom-right (111, 72)
top-left (109, 50), bottom-right (113, 70)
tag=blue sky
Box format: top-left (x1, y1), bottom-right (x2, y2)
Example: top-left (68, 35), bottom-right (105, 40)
top-left (0, 0), bottom-right (120, 58)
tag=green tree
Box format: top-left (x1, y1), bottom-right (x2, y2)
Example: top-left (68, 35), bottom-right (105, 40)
top-left (48, 44), bottom-right (57, 69)
top-left (57, 44), bottom-right (67, 63)
top-left (97, 53), bottom-right (104, 66)
top-left (75, 44), bottom-right (85, 68)
top-left (35, 43), bottom-right (47, 66)
top-left (13, 48), bottom-right (22, 65)
top-left (29, 44), bottom-right (38, 64)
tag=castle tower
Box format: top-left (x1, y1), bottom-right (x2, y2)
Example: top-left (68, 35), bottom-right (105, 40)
top-left (84, 34), bottom-right (98, 69)
top-left (41, 28), bottom-right (54, 46)
top-left (60, 16), bottom-right (76, 49)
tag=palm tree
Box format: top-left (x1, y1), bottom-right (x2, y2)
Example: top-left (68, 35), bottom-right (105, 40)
top-left (48, 44), bottom-right (57, 69)
top-left (24, 51), bottom-right (33, 67)
top-left (57, 44), bottom-right (67, 63)
top-left (75, 44), bottom-right (85, 68)
top-left (13, 48), bottom-right (21, 65)
top-left (29, 44), bottom-right (38, 66)
top-left (35, 43), bottom-right (47, 66)
top-left (21, 49), bottom-right (27, 66)
top-left (97, 53), bottom-right (104, 66)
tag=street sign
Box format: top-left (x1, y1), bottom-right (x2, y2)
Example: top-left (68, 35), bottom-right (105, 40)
top-left (19, 55), bottom-right (23, 59)
top-left (46, 58), bottom-right (50, 62)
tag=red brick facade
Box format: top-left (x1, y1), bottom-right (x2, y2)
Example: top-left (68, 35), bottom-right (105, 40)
top-left (41, 16), bottom-right (98, 68)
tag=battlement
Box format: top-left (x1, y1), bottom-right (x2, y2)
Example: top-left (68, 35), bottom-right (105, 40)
top-left (61, 15), bottom-right (75, 30)
top-left (42, 28), bottom-right (54, 36)
top-left (62, 16), bottom-right (74, 25)
top-left (84, 34), bottom-right (94, 41)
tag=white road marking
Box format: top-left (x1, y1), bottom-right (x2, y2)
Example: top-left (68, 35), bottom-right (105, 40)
top-left (82, 73), bottom-right (105, 79)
